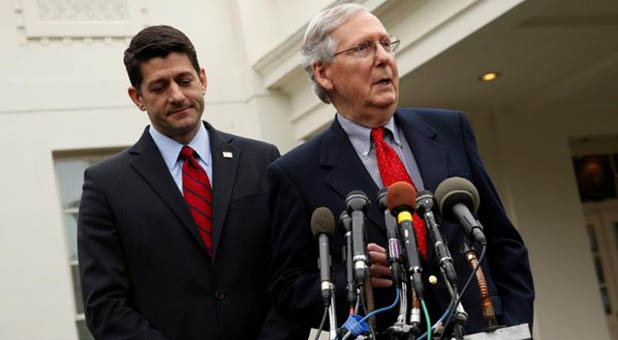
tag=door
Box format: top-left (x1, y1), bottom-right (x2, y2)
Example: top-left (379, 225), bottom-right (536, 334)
top-left (586, 212), bottom-right (618, 340)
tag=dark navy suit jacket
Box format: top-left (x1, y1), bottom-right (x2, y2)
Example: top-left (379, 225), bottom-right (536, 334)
top-left (78, 122), bottom-right (307, 340)
top-left (268, 108), bottom-right (534, 335)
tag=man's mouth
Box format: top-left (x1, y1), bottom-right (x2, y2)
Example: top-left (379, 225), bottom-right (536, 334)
top-left (375, 78), bottom-right (392, 85)
top-left (169, 107), bottom-right (190, 115)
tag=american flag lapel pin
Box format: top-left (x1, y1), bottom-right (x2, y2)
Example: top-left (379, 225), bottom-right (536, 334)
top-left (222, 151), bottom-right (233, 159)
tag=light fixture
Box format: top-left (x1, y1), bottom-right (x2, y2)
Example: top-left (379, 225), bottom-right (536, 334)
top-left (479, 72), bottom-right (500, 82)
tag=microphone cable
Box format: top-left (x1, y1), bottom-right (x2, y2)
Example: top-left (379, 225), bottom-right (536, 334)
top-left (438, 244), bottom-right (487, 340)
top-left (340, 288), bottom-right (401, 340)
top-left (357, 285), bottom-right (377, 340)
top-left (417, 301), bottom-right (451, 340)
top-left (313, 305), bottom-right (330, 340)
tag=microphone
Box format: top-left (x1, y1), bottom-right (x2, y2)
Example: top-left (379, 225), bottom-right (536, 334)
top-left (345, 190), bottom-right (370, 284)
top-left (377, 187), bottom-right (403, 288)
top-left (311, 207), bottom-right (336, 305)
top-left (435, 177), bottom-right (486, 245)
top-left (416, 190), bottom-right (458, 289)
top-left (436, 178), bottom-right (498, 328)
top-left (339, 210), bottom-right (357, 311)
top-left (386, 182), bottom-right (425, 299)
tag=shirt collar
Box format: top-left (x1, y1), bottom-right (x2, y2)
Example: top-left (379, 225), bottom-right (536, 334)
top-left (336, 113), bottom-right (401, 156)
top-left (148, 122), bottom-right (211, 171)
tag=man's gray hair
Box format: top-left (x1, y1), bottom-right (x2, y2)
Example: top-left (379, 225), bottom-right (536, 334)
top-left (301, 3), bottom-right (367, 104)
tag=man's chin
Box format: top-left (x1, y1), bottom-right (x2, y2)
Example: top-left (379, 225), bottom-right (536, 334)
top-left (372, 98), bottom-right (398, 110)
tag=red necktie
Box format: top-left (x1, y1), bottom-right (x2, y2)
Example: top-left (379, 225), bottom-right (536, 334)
top-left (180, 146), bottom-right (213, 256)
top-left (371, 127), bottom-right (427, 259)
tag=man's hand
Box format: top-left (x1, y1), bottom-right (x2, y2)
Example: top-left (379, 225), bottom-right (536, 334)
top-left (367, 243), bottom-right (392, 288)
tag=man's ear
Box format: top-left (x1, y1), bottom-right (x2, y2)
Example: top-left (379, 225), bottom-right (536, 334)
top-left (128, 86), bottom-right (146, 111)
top-left (199, 68), bottom-right (207, 95)
top-left (312, 62), bottom-right (334, 91)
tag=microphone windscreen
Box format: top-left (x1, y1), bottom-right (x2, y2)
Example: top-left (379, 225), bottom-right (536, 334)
top-left (434, 177), bottom-right (480, 216)
top-left (311, 207), bottom-right (335, 238)
top-left (386, 181), bottom-right (417, 212)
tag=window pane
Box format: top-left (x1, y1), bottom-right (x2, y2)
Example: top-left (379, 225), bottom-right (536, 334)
top-left (71, 263), bottom-right (85, 314)
top-left (55, 160), bottom-right (89, 209)
top-left (586, 223), bottom-right (599, 252)
top-left (64, 212), bottom-right (79, 262)
top-left (76, 319), bottom-right (95, 340)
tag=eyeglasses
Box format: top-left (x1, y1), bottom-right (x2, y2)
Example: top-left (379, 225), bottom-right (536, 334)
top-left (333, 36), bottom-right (400, 58)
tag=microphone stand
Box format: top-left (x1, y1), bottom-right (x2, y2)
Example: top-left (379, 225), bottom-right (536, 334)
top-left (386, 279), bottom-right (421, 340)
top-left (443, 279), bottom-right (468, 340)
top-left (328, 285), bottom-right (338, 340)
top-left (417, 191), bottom-right (467, 340)
top-left (461, 234), bottom-right (498, 329)
top-left (340, 211), bottom-right (357, 315)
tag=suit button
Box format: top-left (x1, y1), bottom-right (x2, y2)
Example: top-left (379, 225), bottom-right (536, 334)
top-left (215, 289), bottom-right (225, 300)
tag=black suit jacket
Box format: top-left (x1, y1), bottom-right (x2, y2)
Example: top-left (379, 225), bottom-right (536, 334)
top-left (268, 109), bottom-right (534, 335)
top-left (78, 122), bottom-right (307, 340)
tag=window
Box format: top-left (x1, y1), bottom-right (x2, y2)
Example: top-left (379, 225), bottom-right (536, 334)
top-left (54, 149), bottom-right (123, 340)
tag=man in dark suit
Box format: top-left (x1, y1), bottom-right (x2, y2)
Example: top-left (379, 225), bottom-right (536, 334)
top-left (268, 4), bottom-right (534, 338)
top-left (78, 25), bottom-right (306, 340)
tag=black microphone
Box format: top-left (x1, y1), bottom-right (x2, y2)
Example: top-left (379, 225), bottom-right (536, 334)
top-left (377, 187), bottom-right (403, 288)
top-left (339, 210), bottom-right (357, 310)
top-left (345, 190), bottom-right (370, 284)
top-left (435, 177), bottom-right (487, 245)
top-left (416, 190), bottom-right (458, 289)
top-left (386, 182), bottom-right (425, 299)
top-left (311, 207), bottom-right (336, 305)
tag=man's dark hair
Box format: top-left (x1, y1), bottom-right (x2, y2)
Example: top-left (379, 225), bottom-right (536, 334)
top-left (124, 25), bottom-right (200, 90)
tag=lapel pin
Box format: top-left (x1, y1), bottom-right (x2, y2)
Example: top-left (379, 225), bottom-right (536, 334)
top-left (222, 151), bottom-right (233, 159)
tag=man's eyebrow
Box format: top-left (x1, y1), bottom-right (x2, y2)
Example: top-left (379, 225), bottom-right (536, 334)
top-left (146, 77), bottom-right (167, 88)
top-left (176, 71), bottom-right (195, 78)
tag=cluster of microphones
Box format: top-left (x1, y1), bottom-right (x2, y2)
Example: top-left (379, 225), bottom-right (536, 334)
top-left (310, 177), bottom-right (502, 340)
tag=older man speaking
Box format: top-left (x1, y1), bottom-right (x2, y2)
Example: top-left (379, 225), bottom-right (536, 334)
top-left (268, 3), bottom-right (534, 338)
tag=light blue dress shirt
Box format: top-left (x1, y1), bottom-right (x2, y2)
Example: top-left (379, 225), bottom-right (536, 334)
top-left (149, 123), bottom-right (213, 194)
top-left (337, 113), bottom-right (425, 190)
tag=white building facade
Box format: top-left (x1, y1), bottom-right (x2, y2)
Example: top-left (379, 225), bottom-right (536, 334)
top-left (1, 1), bottom-right (617, 339)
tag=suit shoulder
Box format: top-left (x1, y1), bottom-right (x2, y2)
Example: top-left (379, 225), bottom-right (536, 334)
top-left (86, 148), bottom-right (132, 173)
top-left (397, 107), bottom-right (470, 131)
top-left (218, 130), bottom-right (277, 152)
top-left (271, 131), bottom-right (323, 170)
top-left (398, 107), bottom-right (464, 120)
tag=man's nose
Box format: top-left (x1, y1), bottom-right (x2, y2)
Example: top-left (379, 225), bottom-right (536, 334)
top-left (374, 42), bottom-right (392, 63)
top-left (168, 82), bottom-right (185, 103)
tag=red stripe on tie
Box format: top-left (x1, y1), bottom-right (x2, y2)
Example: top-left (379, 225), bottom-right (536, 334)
top-left (181, 146), bottom-right (213, 256)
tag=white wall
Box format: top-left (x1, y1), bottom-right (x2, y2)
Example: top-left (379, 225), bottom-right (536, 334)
top-left (2, 0), bottom-right (611, 339)
top-left (468, 106), bottom-right (617, 340)
top-left (0, 1), bottom-right (285, 339)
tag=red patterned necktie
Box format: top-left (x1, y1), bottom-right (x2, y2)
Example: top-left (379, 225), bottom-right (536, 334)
top-left (180, 146), bottom-right (213, 256)
top-left (371, 127), bottom-right (427, 259)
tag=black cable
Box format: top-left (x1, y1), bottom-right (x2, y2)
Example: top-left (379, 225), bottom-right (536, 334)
top-left (314, 305), bottom-right (329, 340)
top-left (438, 245), bottom-right (487, 340)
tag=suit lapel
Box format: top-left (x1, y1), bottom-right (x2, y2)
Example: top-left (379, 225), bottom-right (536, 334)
top-left (128, 128), bottom-right (208, 253)
top-left (207, 123), bottom-right (239, 259)
top-left (322, 119), bottom-right (384, 230)
top-left (396, 110), bottom-right (447, 262)
top-left (396, 111), bottom-right (447, 193)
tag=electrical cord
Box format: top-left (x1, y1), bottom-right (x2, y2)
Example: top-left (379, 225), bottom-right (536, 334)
top-left (438, 245), bottom-right (487, 340)
top-left (421, 299), bottom-right (432, 340)
top-left (314, 305), bottom-right (329, 340)
top-left (417, 302), bottom-right (451, 340)
top-left (340, 288), bottom-right (401, 340)
top-left (357, 285), bottom-right (377, 339)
